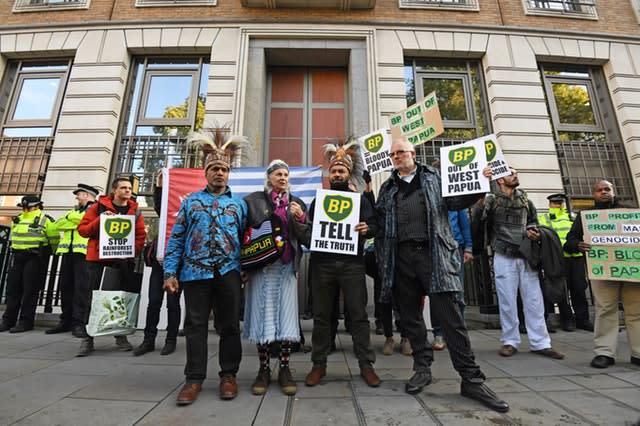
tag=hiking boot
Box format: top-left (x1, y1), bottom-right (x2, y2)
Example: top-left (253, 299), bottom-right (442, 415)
top-left (278, 366), bottom-right (297, 395)
top-left (400, 338), bottom-right (412, 356)
top-left (382, 337), bottom-right (395, 355)
top-left (305, 364), bottom-right (326, 386)
top-left (431, 335), bottom-right (446, 351)
top-left (251, 366), bottom-right (271, 395)
top-left (77, 337), bottom-right (94, 357)
top-left (71, 325), bottom-right (88, 338)
top-left (161, 341), bottom-right (176, 355)
top-left (115, 335), bottom-right (133, 351)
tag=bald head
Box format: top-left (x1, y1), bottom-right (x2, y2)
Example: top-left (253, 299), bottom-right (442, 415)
top-left (592, 180), bottom-right (614, 205)
top-left (389, 139), bottom-right (417, 176)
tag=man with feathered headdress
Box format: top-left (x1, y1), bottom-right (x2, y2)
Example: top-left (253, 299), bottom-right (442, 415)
top-left (163, 127), bottom-right (249, 405)
top-left (304, 138), bottom-right (381, 388)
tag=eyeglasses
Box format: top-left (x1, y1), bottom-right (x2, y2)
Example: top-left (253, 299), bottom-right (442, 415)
top-left (389, 150), bottom-right (409, 158)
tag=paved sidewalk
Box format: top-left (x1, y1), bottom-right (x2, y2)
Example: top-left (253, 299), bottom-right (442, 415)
top-left (0, 319), bottom-right (638, 425)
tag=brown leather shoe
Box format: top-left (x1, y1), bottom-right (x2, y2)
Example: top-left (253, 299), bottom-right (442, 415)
top-left (220, 374), bottom-right (238, 400)
top-left (531, 347), bottom-right (565, 360)
top-left (176, 383), bottom-right (202, 405)
top-left (304, 364), bottom-right (326, 387)
top-left (360, 366), bottom-right (381, 387)
top-left (499, 345), bottom-right (517, 357)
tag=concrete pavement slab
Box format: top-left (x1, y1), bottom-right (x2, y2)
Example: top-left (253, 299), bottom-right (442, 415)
top-left (289, 397), bottom-right (360, 425)
top-left (12, 398), bottom-right (155, 426)
top-left (0, 358), bottom-right (58, 383)
top-left (496, 391), bottom-right (586, 425)
top-left (359, 395), bottom-right (437, 425)
top-left (543, 389), bottom-right (640, 425)
top-left (434, 410), bottom-right (513, 426)
top-left (513, 375), bottom-right (585, 392)
top-left (564, 373), bottom-right (637, 390)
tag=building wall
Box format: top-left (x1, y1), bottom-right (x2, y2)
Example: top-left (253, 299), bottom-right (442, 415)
top-left (1, 1), bottom-right (640, 215)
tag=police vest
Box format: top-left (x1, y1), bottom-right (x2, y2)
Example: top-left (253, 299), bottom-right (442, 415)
top-left (55, 209), bottom-right (89, 255)
top-left (11, 210), bottom-right (54, 252)
top-left (538, 210), bottom-right (582, 258)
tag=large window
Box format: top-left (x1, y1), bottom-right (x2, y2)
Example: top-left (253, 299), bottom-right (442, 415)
top-left (0, 60), bottom-right (71, 203)
top-left (115, 57), bottom-right (209, 207)
top-left (540, 64), bottom-right (636, 207)
top-left (523, 0), bottom-right (597, 19)
top-left (13, 0), bottom-right (89, 12)
top-left (403, 59), bottom-right (491, 165)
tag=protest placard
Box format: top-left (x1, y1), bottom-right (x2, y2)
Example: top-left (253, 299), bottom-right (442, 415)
top-left (482, 134), bottom-right (511, 180)
top-left (310, 189), bottom-right (361, 256)
top-left (439, 138), bottom-right (489, 197)
top-left (389, 91), bottom-right (444, 147)
top-left (582, 208), bottom-right (640, 282)
top-left (358, 129), bottom-right (393, 176)
top-left (99, 214), bottom-right (135, 259)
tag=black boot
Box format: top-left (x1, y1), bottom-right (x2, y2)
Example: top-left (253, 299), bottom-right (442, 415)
top-left (133, 340), bottom-right (155, 356)
top-left (46, 322), bottom-right (71, 334)
top-left (160, 341), bottom-right (176, 355)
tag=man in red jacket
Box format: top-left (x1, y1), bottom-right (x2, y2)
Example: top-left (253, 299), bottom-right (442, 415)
top-left (76, 177), bottom-right (146, 356)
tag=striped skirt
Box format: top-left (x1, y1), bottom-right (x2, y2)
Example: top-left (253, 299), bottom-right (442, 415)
top-left (243, 259), bottom-right (300, 344)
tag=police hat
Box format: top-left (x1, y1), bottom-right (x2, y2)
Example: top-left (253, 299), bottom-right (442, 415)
top-left (547, 193), bottom-right (567, 203)
top-left (72, 183), bottom-right (99, 197)
top-left (17, 195), bottom-right (42, 208)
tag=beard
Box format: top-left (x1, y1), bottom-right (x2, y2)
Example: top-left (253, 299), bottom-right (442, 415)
top-left (330, 180), bottom-right (350, 191)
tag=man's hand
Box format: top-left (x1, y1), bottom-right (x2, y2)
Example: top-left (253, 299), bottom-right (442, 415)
top-left (526, 228), bottom-right (541, 241)
top-left (463, 251), bottom-right (474, 263)
top-left (482, 166), bottom-right (493, 179)
top-left (354, 221), bottom-right (369, 236)
top-left (164, 277), bottom-right (179, 293)
top-left (577, 242), bottom-right (592, 252)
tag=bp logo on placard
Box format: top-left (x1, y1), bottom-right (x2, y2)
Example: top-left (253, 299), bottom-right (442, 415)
top-left (103, 217), bottom-right (132, 239)
top-left (449, 146), bottom-right (476, 167)
top-left (364, 133), bottom-right (384, 153)
top-left (323, 194), bottom-right (353, 222)
top-left (485, 139), bottom-right (496, 161)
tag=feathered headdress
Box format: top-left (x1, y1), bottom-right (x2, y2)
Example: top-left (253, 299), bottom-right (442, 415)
top-left (323, 137), bottom-right (364, 188)
top-left (187, 125), bottom-right (250, 170)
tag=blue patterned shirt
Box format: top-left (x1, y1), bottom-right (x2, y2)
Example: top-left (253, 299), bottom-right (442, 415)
top-left (163, 186), bottom-right (247, 282)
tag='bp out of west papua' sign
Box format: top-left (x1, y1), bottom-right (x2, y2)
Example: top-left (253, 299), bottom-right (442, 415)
top-left (439, 138), bottom-right (490, 197)
top-left (310, 189), bottom-right (361, 256)
top-left (582, 208), bottom-right (640, 282)
top-left (358, 129), bottom-right (393, 176)
top-left (389, 91), bottom-right (444, 147)
top-left (99, 214), bottom-right (136, 259)
top-left (482, 134), bottom-right (511, 180)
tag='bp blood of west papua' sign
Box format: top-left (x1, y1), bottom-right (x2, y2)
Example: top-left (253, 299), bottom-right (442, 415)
top-left (310, 189), bottom-right (361, 256)
top-left (358, 129), bottom-right (393, 176)
top-left (582, 208), bottom-right (640, 282)
top-left (389, 91), bottom-right (444, 147)
top-left (482, 134), bottom-right (511, 180)
top-left (99, 214), bottom-right (135, 259)
top-left (439, 138), bottom-right (489, 197)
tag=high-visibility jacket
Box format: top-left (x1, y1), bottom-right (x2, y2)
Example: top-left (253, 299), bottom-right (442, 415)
top-left (10, 208), bottom-right (59, 253)
top-left (538, 207), bottom-right (581, 258)
top-left (54, 202), bottom-right (94, 255)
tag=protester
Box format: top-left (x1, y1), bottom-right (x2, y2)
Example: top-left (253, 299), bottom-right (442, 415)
top-left (483, 168), bottom-right (564, 360)
top-left (369, 139), bottom-right (508, 413)
top-left (0, 196), bottom-right (58, 333)
top-left (304, 139), bottom-right (381, 389)
top-left (163, 130), bottom-right (248, 404)
top-left (564, 180), bottom-right (639, 368)
top-left (242, 159), bottom-right (310, 396)
top-left (46, 184), bottom-right (98, 335)
top-left (538, 193), bottom-right (593, 332)
top-left (134, 170), bottom-right (181, 356)
top-left (76, 177), bottom-right (146, 356)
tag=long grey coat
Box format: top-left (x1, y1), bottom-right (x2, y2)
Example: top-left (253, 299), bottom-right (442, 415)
top-left (371, 163), bottom-right (481, 302)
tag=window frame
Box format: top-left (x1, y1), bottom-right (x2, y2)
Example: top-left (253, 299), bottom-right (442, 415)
top-left (135, 0), bottom-right (217, 6)
top-left (522, 0), bottom-right (598, 19)
top-left (414, 71), bottom-right (476, 129)
top-left (13, 0), bottom-right (90, 12)
top-left (1, 59), bottom-right (71, 137)
top-left (399, 0), bottom-right (479, 10)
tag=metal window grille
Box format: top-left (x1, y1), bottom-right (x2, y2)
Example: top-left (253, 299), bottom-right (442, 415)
top-left (0, 136), bottom-right (53, 195)
top-left (525, 0), bottom-right (597, 17)
top-left (399, 0), bottom-right (478, 10)
top-left (14, 0), bottom-right (87, 11)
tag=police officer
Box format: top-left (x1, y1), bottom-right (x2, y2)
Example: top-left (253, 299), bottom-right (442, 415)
top-left (46, 184), bottom-right (98, 335)
top-left (0, 196), bottom-right (59, 333)
top-left (538, 193), bottom-right (593, 332)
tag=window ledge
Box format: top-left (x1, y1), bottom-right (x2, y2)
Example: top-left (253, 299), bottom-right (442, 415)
top-left (398, 0), bottom-right (479, 10)
top-left (135, 0), bottom-right (217, 6)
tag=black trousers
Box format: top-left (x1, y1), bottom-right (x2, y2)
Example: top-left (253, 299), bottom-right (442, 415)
top-left (562, 257), bottom-right (590, 324)
top-left (182, 271), bottom-right (242, 383)
top-left (143, 258), bottom-right (181, 344)
top-left (2, 251), bottom-right (48, 327)
top-left (311, 257), bottom-right (375, 368)
top-left (57, 252), bottom-right (89, 327)
top-left (394, 243), bottom-right (485, 382)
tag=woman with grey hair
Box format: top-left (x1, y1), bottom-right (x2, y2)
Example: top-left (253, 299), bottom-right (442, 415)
top-left (243, 159), bottom-right (311, 396)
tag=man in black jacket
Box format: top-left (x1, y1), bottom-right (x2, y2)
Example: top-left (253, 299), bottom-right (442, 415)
top-left (564, 180), bottom-right (640, 369)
